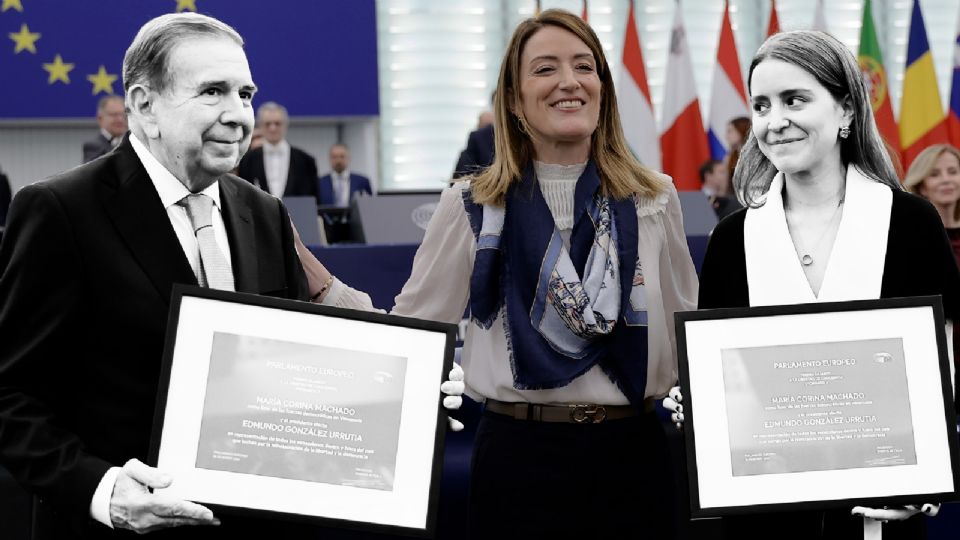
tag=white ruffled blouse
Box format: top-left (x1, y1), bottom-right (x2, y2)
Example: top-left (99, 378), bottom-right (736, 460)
top-left (325, 171), bottom-right (699, 404)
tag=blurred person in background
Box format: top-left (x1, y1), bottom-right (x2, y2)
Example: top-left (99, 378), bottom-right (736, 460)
top-left (724, 115), bottom-right (751, 180)
top-left (903, 144), bottom-right (960, 262)
top-left (317, 143), bottom-right (371, 207)
top-left (453, 95), bottom-right (497, 179)
top-left (82, 95), bottom-right (128, 163)
top-left (699, 158), bottom-right (740, 220)
top-left (237, 101), bottom-right (319, 201)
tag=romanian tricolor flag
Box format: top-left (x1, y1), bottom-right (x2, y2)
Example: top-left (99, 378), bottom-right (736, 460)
top-left (858, 0), bottom-right (900, 160)
top-left (948, 8), bottom-right (960, 148)
top-left (899, 0), bottom-right (949, 169)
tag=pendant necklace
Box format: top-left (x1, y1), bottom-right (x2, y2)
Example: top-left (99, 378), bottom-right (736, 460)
top-left (797, 198), bottom-right (844, 266)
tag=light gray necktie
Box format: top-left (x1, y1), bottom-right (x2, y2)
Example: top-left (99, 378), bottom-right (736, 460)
top-left (177, 193), bottom-right (235, 291)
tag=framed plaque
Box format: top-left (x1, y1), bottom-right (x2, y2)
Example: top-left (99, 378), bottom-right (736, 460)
top-left (149, 285), bottom-right (456, 536)
top-left (676, 296), bottom-right (960, 518)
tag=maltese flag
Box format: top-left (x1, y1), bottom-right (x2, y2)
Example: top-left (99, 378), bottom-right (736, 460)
top-left (617, 0), bottom-right (660, 171)
top-left (707, 0), bottom-right (749, 160)
top-left (660, 4), bottom-right (710, 190)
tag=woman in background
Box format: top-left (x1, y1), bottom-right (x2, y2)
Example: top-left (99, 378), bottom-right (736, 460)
top-left (725, 115), bottom-right (751, 179)
top-left (300, 9), bottom-right (697, 538)
top-left (903, 144), bottom-right (960, 262)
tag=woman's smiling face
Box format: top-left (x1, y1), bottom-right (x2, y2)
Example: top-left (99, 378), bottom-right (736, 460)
top-left (749, 58), bottom-right (851, 176)
top-left (516, 25), bottom-right (601, 157)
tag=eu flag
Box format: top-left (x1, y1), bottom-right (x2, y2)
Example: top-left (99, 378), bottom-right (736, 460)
top-left (0, 0), bottom-right (378, 118)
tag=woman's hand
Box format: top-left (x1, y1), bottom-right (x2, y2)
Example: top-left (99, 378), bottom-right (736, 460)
top-left (290, 219), bottom-right (333, 301)
top-left (851, 503), bottom-right (939, 522)
top-left (441, 362), bottom-right (465, 431)
top-left (662, 386), bottom-right (684, 430)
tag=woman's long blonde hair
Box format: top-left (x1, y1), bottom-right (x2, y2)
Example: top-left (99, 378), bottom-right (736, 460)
top-left (470, 8), bottom-right (665, 206)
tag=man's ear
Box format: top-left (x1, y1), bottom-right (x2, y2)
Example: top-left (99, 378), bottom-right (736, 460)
top-left (128, 84), bottom-right (159, 139)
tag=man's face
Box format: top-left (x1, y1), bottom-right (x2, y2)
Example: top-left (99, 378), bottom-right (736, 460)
top-left (98, 97), bottom-right (128, 138)
top-left (259, 108), bottom-right (287, 145)
top-left (703, 163), bottom-right (729, 196)
top-left (148, 37), bottom-right (256, 191)
top-left (330, 145), bottom-right (349, 173)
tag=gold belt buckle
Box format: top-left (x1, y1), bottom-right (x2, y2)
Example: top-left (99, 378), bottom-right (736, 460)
top-left (570, 404), bottom-right (607, 424)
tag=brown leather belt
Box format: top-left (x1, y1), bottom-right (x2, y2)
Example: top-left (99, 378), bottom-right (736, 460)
top-left (484, 398), bottom-right (653, 424)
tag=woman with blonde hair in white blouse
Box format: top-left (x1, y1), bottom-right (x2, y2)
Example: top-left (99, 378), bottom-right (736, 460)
top-left (298, 9), bottom-right (697, 538)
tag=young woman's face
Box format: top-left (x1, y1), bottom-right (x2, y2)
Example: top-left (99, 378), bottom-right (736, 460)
top-left (750, 59), bottom-right (851, 176)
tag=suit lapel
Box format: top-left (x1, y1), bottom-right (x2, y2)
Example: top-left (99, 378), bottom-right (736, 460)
top-left (102, 138), bottom-right (198, 302)
top-left (219, 178), bottom-right (260, 293)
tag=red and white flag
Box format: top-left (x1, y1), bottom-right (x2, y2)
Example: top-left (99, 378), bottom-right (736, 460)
top-left (660, 4), bottom-right (709, 190)
top-left (766, 0), bottom-right (781, 38)
top-left (617, 0), bottom-right (660, 171)
top-left (707, 0), bottom-right (749, 161)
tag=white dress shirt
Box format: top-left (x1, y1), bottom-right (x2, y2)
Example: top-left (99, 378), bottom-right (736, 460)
top-left (262, 139), bottom-right (290, 197)
top-left (100, 127), bottom-right (119, 147)
top-left (89, 133), bottom-right (234, 527)
top-left (330, 169), bottom-right (352, 207)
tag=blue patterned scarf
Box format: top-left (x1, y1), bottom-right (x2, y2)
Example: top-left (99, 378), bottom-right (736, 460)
top-left (463, 161), bottom-right (651, 408)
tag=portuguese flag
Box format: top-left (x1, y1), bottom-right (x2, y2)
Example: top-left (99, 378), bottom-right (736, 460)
top-left (858, 0), bottom-right (901, 171)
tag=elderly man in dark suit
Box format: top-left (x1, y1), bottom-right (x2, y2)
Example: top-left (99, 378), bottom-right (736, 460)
top-left (81, 95), bottom-right (128, 163)
top-left (236, 102), bottom-right (319, 202)
top-left (0, 13), bottom-right (312, 538)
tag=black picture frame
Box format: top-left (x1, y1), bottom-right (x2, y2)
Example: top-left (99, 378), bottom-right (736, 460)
top-left (149, 285), bottom-right (457, 537)
top-left (675, 296), bottom-right (960, 519)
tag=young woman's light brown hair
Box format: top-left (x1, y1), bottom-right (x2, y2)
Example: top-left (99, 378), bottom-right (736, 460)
top-left (470, 8), bottom-right (666, 206)
top-left (903, 144), bottom-right (960, 223)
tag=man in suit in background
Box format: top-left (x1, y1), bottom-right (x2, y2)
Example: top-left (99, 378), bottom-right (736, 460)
top-left (81, 95), bottom-right (128, 163)
top-left (236, 102), bottom-right (318, 202)
top-left (318, 143), bottom-right (372, 206)
top-left (0, 13), bottom-right (310, 538)
top-left (452, 110), bottom-right (495, 179)
top-left (699, 158), bottom-right (741, 221)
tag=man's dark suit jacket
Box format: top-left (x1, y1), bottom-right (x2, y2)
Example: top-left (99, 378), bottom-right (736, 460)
top-left (236, 145), bottom-right (319, 203)
top-left (317, 172), bottom-right (372, 206)
top-left (453, 124), bottom-right (495, 179)
top-left (0, 136), bottom-right (309, 538)
top-left (81, 133), bottom-right (114, 163)
top-left (0, 170), bottom-right (10, 227)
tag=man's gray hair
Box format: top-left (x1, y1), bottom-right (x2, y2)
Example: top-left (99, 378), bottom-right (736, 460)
top-left (122, 12), bottom-right (243, 94)
top-left (256, 101), bottom-right (288, 123)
